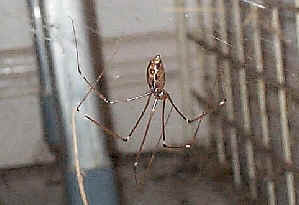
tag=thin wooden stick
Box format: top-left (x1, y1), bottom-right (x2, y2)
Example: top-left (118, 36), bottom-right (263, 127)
top-left (72, 107), bottom-right (89, 205)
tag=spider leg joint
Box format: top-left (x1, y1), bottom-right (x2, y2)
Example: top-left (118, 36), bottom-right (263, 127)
top-left (122, 136), bottom-right (130, 142)
top-left (219, 98), bottom-right (227, 105)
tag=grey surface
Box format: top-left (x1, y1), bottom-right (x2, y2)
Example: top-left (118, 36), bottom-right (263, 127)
top-left (0, 51), bottom-right (54, 168)
top-left (0, 164), bottom-right (65, 205)
top-left (0, 148), bottom-right (243, 205)
top-left (0, 0), bottom-right (32, 50)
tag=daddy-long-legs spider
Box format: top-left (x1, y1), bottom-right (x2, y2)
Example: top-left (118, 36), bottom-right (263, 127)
top-left (70, 19), bottom-right (226, 182)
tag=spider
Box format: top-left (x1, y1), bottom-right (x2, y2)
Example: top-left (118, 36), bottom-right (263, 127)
top-left (70, 19), bottom-right (226, 181)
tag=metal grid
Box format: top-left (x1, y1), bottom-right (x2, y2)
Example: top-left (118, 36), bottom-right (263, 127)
top-left (182, 0), bottom-right (299, 204)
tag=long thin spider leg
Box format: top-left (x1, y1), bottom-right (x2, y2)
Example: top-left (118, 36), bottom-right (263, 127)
top-left (161, 95), bottom-right (226, 149)
top-left (70, 16), bottom-right (105, 111)
top-left (127, 94), bottom-right (152, 141)
top-left (69, 17), bottom-right (83, 77)
top-left (188, 98), bottom-right (226, 123)
top-left (70, 17), bottom-right (151, 111)
top-left (162, 113), bottom-right (203, 149)
top-left (138, 102), bottom-right (173, 185)
top-left (77, 70), bottom-right (150, 111)
top-left (160, 98), bottom-right (204, 149)
top-left (167, 93), bottom-right (226, 123)
top-left (70, 16), bottom-right (111, 110)
top-left (105, 91), bottom-right (151, 105)
top-left (84, 94), bottom-right (152, 143)
top-left (76, 71), bottom-right (104, 111)
top-left (134, 99), bottom-right (159, 184)
top-left (84, 115), bottom-right (128, 142)
top-left (145, 105), bottom-right (174, 173)
top-left (162, 99), bottom-right (167, 147)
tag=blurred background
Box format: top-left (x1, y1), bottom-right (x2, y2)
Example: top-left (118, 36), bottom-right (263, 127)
top-left (1, 0), bottom-right (299, 204)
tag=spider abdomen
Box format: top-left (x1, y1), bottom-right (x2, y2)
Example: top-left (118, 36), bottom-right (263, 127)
top-left (146, 54), bottom-right (166, 91)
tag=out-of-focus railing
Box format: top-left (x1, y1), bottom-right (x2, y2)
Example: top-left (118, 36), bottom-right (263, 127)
top-left (180, 0), bottom-right (299, 204)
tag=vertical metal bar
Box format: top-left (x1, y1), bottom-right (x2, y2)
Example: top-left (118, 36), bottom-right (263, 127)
top-left (250, 5), bottom-right (276, 205)
top-left (175, 0), bottom-right (193, 139)
top-left (26, 0), bottom-right (62, 151)
top-left (231, 0), bottom-right (257, 199)
top-left (194, 0), bottom-right (210, 147)
top-left (272, 8), bottom-right (296, 205)
top-left (41, 0), bottom-right (119, 204)
top-left (201, 0), bottom-right (226, 164)
top-left (297, 0), bottom-right (299, 52)
top-left (216, 0), bottom-right (241, 188)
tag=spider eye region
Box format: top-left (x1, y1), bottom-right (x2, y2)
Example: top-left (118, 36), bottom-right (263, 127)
top-left (154, 54), bottom-right (161, 62)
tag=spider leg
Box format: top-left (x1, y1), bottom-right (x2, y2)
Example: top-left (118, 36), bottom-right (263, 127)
top-left (76, 71), bottom-right (104, 111)
top-left (167, 93), bottom-right (226, 123)
top-left (70, 16), bottom-right (101, 110)
top-left (70, 17), bottom-right (151, 111)
top-left (70, 16), bottom-right (105, 111)
top-left (134, 99), bottom-right (159, 184)
top-left (77, 71), bottom-right (150, 111)
top-left (162, 112), bottom-right (203, 149)
top-left (85, 94), bottom-right (152, 142)
top-left (145, 105), bottom-right (174, 173)
top-left (162, 94), bottom-right (226, 149)
top-left (161, 99), bottom-right (167, 146)
top-left (127, 94), bottom-right (152, 140)
top-left (84, 115), bottom-right (127, 141)
top-left (160, 98), bottom-right (203, 149)
top-left (76, 66), bottom-right (150, 111)
top-left (188, 98), bottom-right (226, 123)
